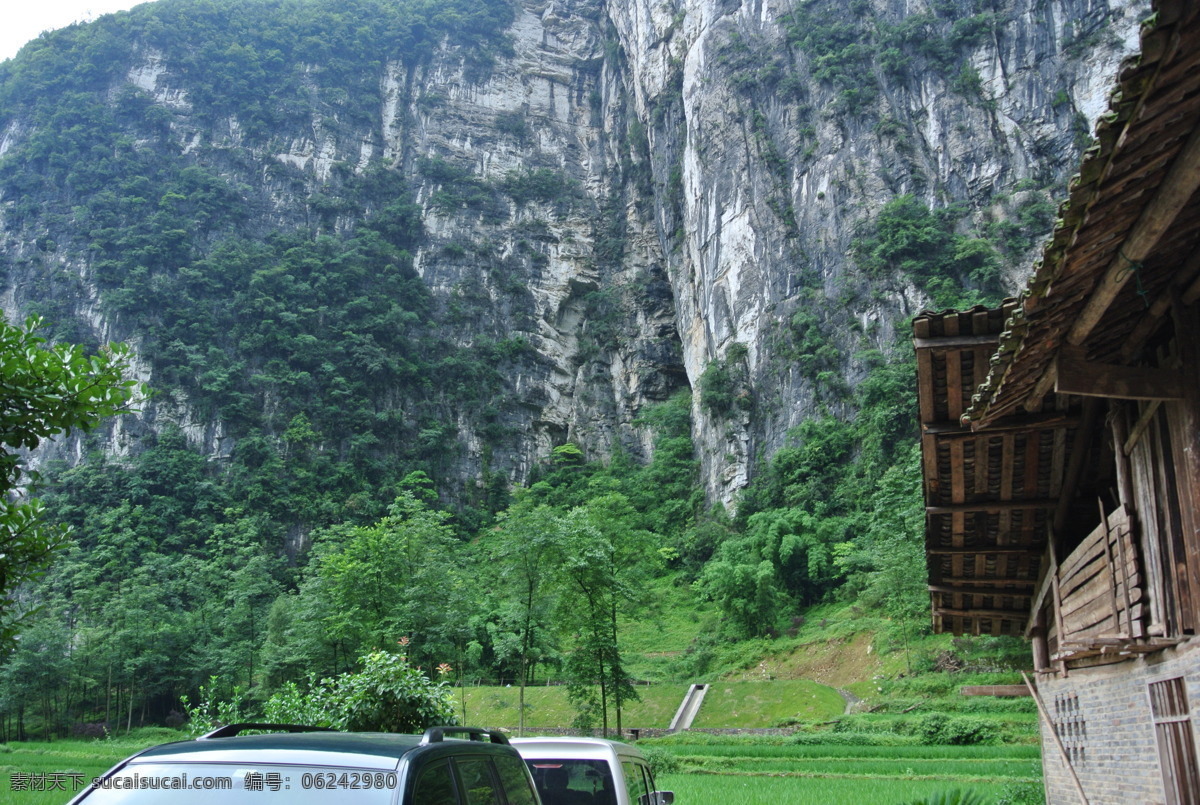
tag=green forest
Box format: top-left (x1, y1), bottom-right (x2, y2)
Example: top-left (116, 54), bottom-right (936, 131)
top-left (0, 0), bottom-right (1054, 743)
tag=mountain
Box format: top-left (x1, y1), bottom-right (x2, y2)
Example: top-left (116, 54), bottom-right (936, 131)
top-left (0, 0), bottom-right (1144, 512)
top-left (0, 0), bottom-right (1157, 737)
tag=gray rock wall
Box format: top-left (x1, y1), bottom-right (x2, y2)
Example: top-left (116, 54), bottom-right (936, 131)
top-left (2, 0), bottom-right (1147, 504)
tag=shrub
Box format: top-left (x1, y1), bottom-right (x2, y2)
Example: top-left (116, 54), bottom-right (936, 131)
top-left (262, 651), bottom-right (458, 732)
top-left (181, 677), bottom-right (249, 737)
top-left (699, 361), bottom-right (734, 414)
top-left (903, 790), bottom-right (990, 805)
top-left (641, 746), bottom-right (681, 776)
top-left (906, 713), bottom-right (998, 745)
top-left (790, 731), bottom-right (922, 746)
top-left (995, 778), bottom-right (1046, 805)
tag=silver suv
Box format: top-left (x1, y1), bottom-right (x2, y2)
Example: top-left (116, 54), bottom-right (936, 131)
top-left (69, 724), bottom-right (542, 804)
top-left (511, 737), bottom-right (674, 805)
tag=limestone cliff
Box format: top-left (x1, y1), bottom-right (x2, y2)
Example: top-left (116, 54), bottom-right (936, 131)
top-left (0, 0), bottom-right (1146, 505)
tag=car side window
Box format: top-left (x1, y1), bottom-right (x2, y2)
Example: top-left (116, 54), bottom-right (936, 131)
top-left (621, 761), bottom-right (649, 802)
top-left (493, 755), bottom-right (538, 805)
top-left (413, 760), bottom-right (459, 805)
top-left (455, 757), bottom-right (503, 805)
top-left (639, 762), bottom-right (659, 794)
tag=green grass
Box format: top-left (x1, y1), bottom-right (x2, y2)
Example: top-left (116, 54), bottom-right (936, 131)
top-left (454, 679), bottom-right (847, 731)
top-left (649, 743), bottom-right (1040, 760)
top-left (1, 730), bottom-right (1043, 805)
top-left (1, 730), bottom-right (175, 804)
top-left (659, 773), bottom-right (1021, 804)
top-left (672, 755), bottom-right (1038, 779)
top-left (651, 737), bottom-right (1043, 805)
top-left (619, 573), bottom-right (717, 681)
top-left (453, 684), bottom-right (691, 730)
top-left (691, 680), bottom-right (845, 727)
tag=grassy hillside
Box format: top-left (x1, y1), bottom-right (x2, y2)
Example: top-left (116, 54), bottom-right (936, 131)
top-left (691, 681), bottom-right (845, 728)
top-left (454, 684), bottom-right (692, 730)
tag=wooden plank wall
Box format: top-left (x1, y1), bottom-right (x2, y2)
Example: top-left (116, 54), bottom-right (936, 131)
top-left (1057, 506), bottom-right (1144, 645)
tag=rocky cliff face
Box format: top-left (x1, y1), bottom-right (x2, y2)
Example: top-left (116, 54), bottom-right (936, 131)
top-left (605, 0), bottom-right (1144, 500)
top-left (0, 0), bottom-right (1145, 504)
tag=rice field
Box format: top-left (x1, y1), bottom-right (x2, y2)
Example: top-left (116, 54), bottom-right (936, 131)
top-left (1, 687), bottom-right (1043, 805)
top-left (658, 773), bottom-right (1031, 805)
top-left (0, 733), bottom-right (161, 805)
top-left (0, 736), bottom-right (1042, 805)
top-left (648, 739), bottom-right (1043, 805)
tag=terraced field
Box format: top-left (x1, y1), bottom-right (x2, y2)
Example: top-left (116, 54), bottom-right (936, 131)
top-left (650, 738), bottom-right (1043, 804)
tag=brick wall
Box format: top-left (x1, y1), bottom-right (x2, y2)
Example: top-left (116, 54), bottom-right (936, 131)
top-left (1037, 639), bottom-right (1200, 804)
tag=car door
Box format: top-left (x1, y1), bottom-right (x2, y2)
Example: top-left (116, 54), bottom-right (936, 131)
top-left (454, 756), bottom-right (505, 805)
top-left (622, 761), bottom-right (672, 805)
top-left (492, 754), bottom-right (540, 805)
top-left (621, 760), bottom-right (649, 805)
top-left (412, 759), bottom-right (459, 805)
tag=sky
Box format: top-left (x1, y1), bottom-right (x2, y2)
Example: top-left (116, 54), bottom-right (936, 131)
top-left (2, 0), bottom-right (156, 63)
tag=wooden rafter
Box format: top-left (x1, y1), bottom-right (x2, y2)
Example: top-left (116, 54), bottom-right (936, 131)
top-left (1066, 122), bottom-right (1200, 346)
top-left (1054, 347), bottom-right (1184, 400)
top-left (928, 411), bottom-right (1078, 437)
top-left (926, 500), bottom-right (1056, 515)
top-left (912, 334), bottom-right (1001, 350)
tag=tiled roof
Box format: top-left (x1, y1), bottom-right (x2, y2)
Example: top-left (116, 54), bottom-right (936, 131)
top-left (966, 0), bottom-right (1200, 425)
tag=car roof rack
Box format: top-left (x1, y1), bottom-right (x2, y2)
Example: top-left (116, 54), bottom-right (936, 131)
top-left (420, 727), bottom-right (509, 746)
top-left (199, 723), bottom-right (336, 740)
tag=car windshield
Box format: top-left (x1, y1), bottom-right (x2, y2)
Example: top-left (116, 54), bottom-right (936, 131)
top-left (77, 763), bottom-right (397, 804)
top-left (524, 758), bottom-right (616, 805)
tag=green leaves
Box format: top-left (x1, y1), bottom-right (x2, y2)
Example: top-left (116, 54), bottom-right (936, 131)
top-left (0, 314), bottom-right (140, 644)
top-left (854, 195), bottom-right (1006, 308)
top-left (262, 650), bottom-right (458, 733)
top-left (0, 316), bottom-right (138, 456)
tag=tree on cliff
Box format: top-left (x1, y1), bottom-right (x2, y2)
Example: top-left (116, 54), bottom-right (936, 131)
top-left (0, 315), bottom-right (140, 646)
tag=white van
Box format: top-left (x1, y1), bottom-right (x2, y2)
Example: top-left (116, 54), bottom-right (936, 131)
top-left (510, 737), bottom-right (675, 805)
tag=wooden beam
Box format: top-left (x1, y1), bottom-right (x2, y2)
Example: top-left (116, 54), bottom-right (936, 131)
top-left (1123, 400), bottom-right (1163, 454)
top-left (1023, 361), bottom-right (1058, 413)
top-left (916, 348), bottom-right (936, 424)
top-left (1170, 297), bottom-right (1200, 632)
top-left (1053, 398), bottom-right (1100, 537)
top-left (1024, 543), bottom-right (1058, 639)
top-left (1050, 537), bottom-right (1068, 677)
top-left (934, 607), bottom-right (1028, 619)
top-left (933, 576), bottom-right (1036, 587)
top-left (923, 412), bottom-right (1079, 438)
top-left (1097, 499), bottom-right (1125, 638)
top-left (961, 685), bottom-right (1031, 697)
top-left (1055, 347), bottom-right (1184, 400)
top-left (913, 333), bottom-right (1001, 350)
top-left (1120, 246), bottom-right (1200, 362)
top-left (928, 547), bottom-right (1040, 556)
top-left (1067, 121), bottom-right (1200, 347)
top-left (1031, 610), bottom-right (1050, 671)
top-left (929, 584), bottom-right (1033, 598)
top-left (1058, 636), bottom-right (1155, 649)
top-left (926, 500), bottom-right (1057, 515)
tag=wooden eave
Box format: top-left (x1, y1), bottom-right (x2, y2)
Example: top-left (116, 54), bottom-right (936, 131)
top-left (965, 0), bottom-right (1200, 427)
top-left (913, 306), bottom-right (1079, 637)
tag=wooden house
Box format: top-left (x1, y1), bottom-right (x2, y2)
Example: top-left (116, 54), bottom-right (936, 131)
top-left (914, 2), bottom-right (1200, 801)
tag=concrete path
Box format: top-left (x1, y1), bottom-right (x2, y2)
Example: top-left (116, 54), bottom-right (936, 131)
top-left (835, 687), bottom-right (862, 714)
top-left (668, 683), bottom-right (708, 731)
